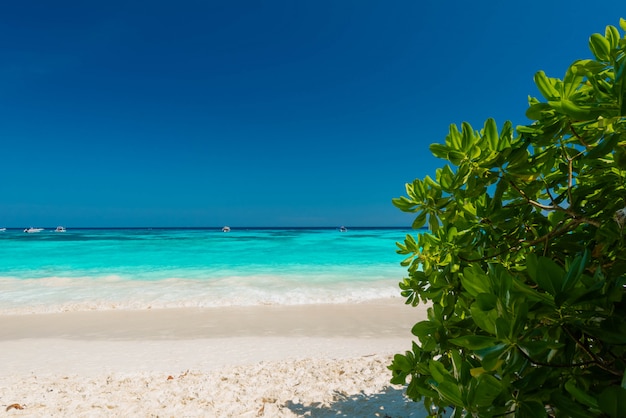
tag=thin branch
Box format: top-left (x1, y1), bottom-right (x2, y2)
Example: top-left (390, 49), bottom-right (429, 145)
top-left (458, 214), bottom-right (600, 263)
top-left (508, 179), bottom-right (601, 228)
top-left (516, 345), bottom-right (597, 369)
top-left (458, 247), bottom-right (514, 263)
top-left (558, 137), bottom-right (578, 206)
top-left (493, 411), bottom-right (517, 418)
top-left (561, 325), bottom-right (622, 376)
top-left (568, 158), bottom-right (574, 203)
top-left (458, 218), bottom-right (572, 263)
top-left (562, 325), bottom-right (598, 360)
top-left (569, 122), bottom-right (591, 149)
top-left (545, 187), bottom-right (558, 207)
top-left (508, 181), bottom-right (559, 211)
top-left (569, 213), bottom-right (600, 228)
top-left (525, 218), bottom-right (578, 247)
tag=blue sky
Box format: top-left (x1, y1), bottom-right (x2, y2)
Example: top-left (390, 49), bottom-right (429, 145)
top-left (1, 1), bottom-right (623, 227)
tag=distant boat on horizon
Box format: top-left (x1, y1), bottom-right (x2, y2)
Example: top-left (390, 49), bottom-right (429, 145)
top-left (0, 228), bottom-right (6, 232)
top-left (339, 226), bottom-right (348, 232)
top-left (55, 226), bottom-right (67, 232)
top-left (222, 226), bottom-right (231, 232)
top-left (24, 227), bottom-right (44, 233)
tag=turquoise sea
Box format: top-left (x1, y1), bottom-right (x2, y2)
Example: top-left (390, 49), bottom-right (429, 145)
top-left (0, 227), bottom-right (414, 314)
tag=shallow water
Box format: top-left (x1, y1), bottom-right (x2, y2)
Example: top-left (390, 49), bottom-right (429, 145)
top-left (0, 227), bottom-right (416, 313)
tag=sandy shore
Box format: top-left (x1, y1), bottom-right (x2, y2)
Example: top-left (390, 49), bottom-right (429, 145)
top-left (0, 299), bottom-right (430, 417)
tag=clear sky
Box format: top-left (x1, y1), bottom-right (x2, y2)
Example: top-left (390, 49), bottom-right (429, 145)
top-left (1, 1), bottom-right (623, 227)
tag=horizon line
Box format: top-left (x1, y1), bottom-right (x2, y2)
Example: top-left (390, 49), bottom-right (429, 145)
top-left (2, 225), bottom-right (417, 230)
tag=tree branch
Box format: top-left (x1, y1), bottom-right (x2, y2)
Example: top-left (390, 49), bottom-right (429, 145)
top-left (568, 158), bottom-right (574, 203)
top-left (508, 180), bottom-right (559, 211)
top-left (516, 345), bottom-right (597, 369)
top-left (569, 122), bottom-right (591, 149)
top-left (561, 325), bottom-right (622, 377)
top-left (507, 179), bottom-right (601, 228)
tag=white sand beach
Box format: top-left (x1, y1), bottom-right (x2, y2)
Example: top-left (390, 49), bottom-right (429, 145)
top-left (0, 299), bottom-right (430, 417)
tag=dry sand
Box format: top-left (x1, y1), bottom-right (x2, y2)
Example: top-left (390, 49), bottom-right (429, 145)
top-left (0, 299), bottom-right (431, 417)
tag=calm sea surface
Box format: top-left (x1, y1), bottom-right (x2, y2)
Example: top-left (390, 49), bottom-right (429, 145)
top-left (0, 227), bottom-right (414, 314)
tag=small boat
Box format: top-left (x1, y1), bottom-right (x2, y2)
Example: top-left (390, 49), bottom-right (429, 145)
top-left (339, 226), bottom-right (348, 232)
top-left (222, 226), bottom-right (231, 232)
top-left (55, 226), bottom-right (67, 232)
top-left (24, 227), bottom-right (44, 233)
top-left (0, 228), bottom-right (6, 232)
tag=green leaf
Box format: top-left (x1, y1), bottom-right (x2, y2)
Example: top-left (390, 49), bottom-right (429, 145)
top-left (390, 353), bottom-right (412, 373)
top-left (517, 123), bottom-right (543, 134)
top-left (528, 256), bottom-right (565, 297)
top-left (411, 320), bottom-right (438, 338)
top-left (427, 218), bottom-right (439, 233)
top-left (526, 102), bottom-right (553, 120)
top-left (526, 253), bottom-right (539, 281)
top-left (517, 401), bottom-right (548, 418)
top-left (599, 386), bottom-right (626, 418)
top-left (446, 226), bottom-right (457, 241)
top-left (448, 150), bottom-right (466, 165)
top-left (561, 254), bottom-right (584, 293)
top-left (588, 322), bottom-right (626, 344)
top-left (517, 340), bottom-right (551, 359)
top-left (494, 317), bottom-right (511, 340)
top-left (430, 143), bottom-right (450, 160)
top-left (446, 124), bottom-right (462, 149)
top-left (512, 277), bottom-right (555, 305)
top-left (471, 305), bottom-right (498, 334)
top-left (585, 133), bottom-right (619, 159)
top-left (549, 98), bottom-right (596, 120)
top-left (534, 70), bottom-right (560, 100)
top-left (474, 293), bottom-right (497, 310)
top-left (605, 25), bottom-right (620, 49)
top-left (392, 196), bottom-right (417, 212)
top-left (479, 343), bottom-right (508, 371)
top-left (615, 146), bottom-right (626, 170)
top-left (510, 299), bottom-right (528, 336)
top-left (449, 335), bottom-right (498, 350)
top-left (451, 163), bottom-right (471, 189)
top-left (461, 265), bottom-right (492, 296)
top-left (565, 379), bottom-right (599, 409)
top-left (438, 165), bottom-right (455, 192)
top-left (589, 33), bottom-right (611, 61)
top-left (411, 210), bottom-right (428, 229)
top-left (551, 393), bottom-right (595, 418)
top-left (435, 381), bottom-right (464, 406)
top-left (473, 374), bottom-right (503, 407)
top-left (483, 118), bottom-right (499, 151)
top-left (562, 65), bottom-right (585, 99)
top-left (461, 122), bottom-right (474, 151)
top-left (428, 360), bottom-right (451, 383)
top-left (450, 349), bottom-right (463, 381)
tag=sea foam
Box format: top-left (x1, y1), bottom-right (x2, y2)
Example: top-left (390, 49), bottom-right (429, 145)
top-left (0, 227), bottom-right (414, 314)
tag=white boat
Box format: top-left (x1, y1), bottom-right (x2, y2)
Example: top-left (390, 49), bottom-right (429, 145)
top-left (55, 226), bottom-right (66, 232)
top-left (24, 227), bottom-right (44, 233)
top-left (339, 226), bottom-right (348, 232)
top-left (222, 226), bottom-right (231, 232)
top-left (0, 228), bottom-right (6, 232)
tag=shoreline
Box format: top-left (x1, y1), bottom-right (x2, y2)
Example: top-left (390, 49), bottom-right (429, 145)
top-left (0, 299), bottom-right (430, 417)
top-left (0, 298), bottom-right (420, 340)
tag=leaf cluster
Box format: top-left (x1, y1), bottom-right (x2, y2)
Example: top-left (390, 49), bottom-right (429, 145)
top-left (390, 19), bottom-right (626, 417)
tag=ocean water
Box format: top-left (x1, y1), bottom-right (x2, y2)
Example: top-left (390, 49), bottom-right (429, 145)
top-left (0, 227), bottom-right (414, 314)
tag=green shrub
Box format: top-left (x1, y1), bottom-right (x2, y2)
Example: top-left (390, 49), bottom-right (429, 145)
top-left (389, 18), bottom-right (626, 418)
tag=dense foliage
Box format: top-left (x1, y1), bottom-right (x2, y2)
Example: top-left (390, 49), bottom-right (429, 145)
top-left (389, 19), bottom-right (626, 417)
